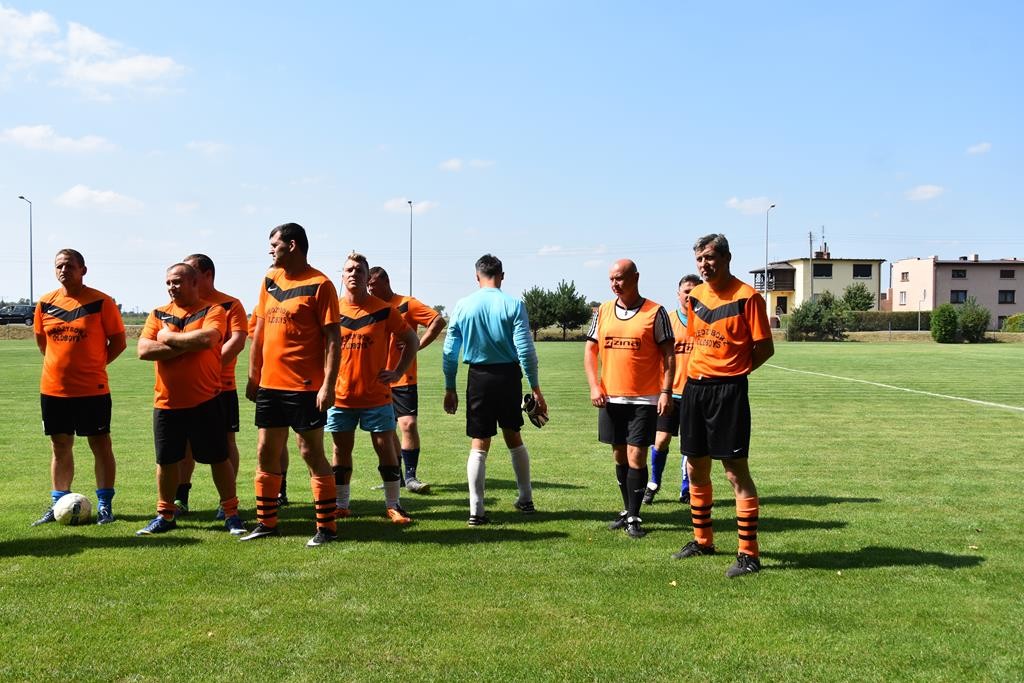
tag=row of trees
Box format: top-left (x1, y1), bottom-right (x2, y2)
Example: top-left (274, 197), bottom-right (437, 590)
top-left (522, 280), bottom-right (592, 340)
top-left (930, 298), bottom-right (990, 343)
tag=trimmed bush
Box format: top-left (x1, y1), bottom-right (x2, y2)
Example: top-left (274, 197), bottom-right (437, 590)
top-left (847, 310), bottom-right (932, 331)
top-left (787, 291), bottom-right (851, 341)
top-left (930, 304), bottom-right (958, 343)
top-left (1001, 313), bottom-right (1024, 333)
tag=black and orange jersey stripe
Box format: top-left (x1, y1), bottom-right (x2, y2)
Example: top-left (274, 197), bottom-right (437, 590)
top-left (335, 296), bottom-right (411, 408)
top-left (685, 276), bottom-right (771, 379)
top-left (141, 299), bottom-right (226, 409)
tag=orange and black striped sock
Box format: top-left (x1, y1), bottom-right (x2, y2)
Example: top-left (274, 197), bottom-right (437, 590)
top-left (220, 496), bottom-right (239, 519)
top-left (690, 483), bottom-right (714, 548)
top-left (311, 475), bottom-right (337, 533)
top-left (736, 496), bottom-right (760, 557)
top-left (157, 500), bottom-right (176, 521)
top-left (254, 470), bottom-right (282, 528)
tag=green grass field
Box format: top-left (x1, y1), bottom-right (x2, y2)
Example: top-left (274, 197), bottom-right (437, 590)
top-left (1, 340), bottom-right (1022, 681)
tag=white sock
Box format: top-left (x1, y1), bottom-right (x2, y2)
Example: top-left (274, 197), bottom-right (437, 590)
top-left (336, 484), bottom-right (351, 510)
top-left (383, 480), bottom-right (401, 509)
top-left (509, 444), bottom-right (532, 503)
top-left (646, 481), bottom-right (659, 491)
top-left (467, 449), bottom-right (488, 516)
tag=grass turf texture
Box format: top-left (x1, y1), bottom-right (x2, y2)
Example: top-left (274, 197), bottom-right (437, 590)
top-left (1, 339), bottom-right (1022, 681)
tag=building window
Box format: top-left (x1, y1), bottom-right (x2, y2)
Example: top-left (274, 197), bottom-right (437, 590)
top-left (899, 291), bottom-right (907, 305)
top-left (998, 290), bottom-right (1016, 304)
top-left (952, 269), bottom-right (967, 279)
top-left (853, 263), bottom-right (872, 278)
top-left (813, 263), bottom-right (832, 278)
top-left (1000, 269), bottom-right (1016, 279)
top-left (900, 272), bottom-right (909, 282)
top-left (950, 290), bottom-right (968, 304)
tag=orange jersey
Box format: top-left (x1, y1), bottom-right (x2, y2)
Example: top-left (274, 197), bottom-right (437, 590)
top-left (685, 277), bottom-right (771, 379)
top-left (669, 309), bottom-right (693, 396)
top-left (587, 298), bottom-right (672, 398)
top-left (141, 299), bottom-right (227, 409)
top-left (253, 267), bottom-right (340, 392)
top-left (383, 294), bottom-right (438, 388)
top-left (207, 292), bottom-right (247, 390)
top-left (335, 295), bottom-right (411, 408)
top-left (34, 287), bottom-right (125, 397)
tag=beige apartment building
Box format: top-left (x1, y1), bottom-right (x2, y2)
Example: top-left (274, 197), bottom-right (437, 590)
top-left (890, 255), bottom-right (1023, 330)
top-left (751, 247), bottom-right (885, 315)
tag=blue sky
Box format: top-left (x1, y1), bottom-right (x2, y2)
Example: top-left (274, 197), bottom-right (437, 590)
top-left (2, 1), bottom-right (1021, 313)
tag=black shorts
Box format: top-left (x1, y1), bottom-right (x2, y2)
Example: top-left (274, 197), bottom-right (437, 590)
top-left (41, 394), bottom-right (112, 437)
top-left (466, 363), bottom-right (523, 439)
top-left (680, 376), bottom-right (750, 459)
top-left (255, 388), bottom-right (326, 432)
top-left (598, 402), bottom-right (657, 447)
top-left (391, 385), bottom-right (418, 419)
top-left (219, 389), bottom-right (240, 433)
top-left (655, 397), bottom-right (682, 435)
top-left (154, 396), bottom-right (228, 465)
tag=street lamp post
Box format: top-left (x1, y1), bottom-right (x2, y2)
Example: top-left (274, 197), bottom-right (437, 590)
top-left (764, 203), bottom-right (776, 313)
top-left (18, 195), bottom-right (33, 302)
top-left (407, 200), bottom-right (413, 296)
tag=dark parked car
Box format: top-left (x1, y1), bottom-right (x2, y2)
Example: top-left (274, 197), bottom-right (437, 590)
top-left (0, 304), bottom-right (35, 325)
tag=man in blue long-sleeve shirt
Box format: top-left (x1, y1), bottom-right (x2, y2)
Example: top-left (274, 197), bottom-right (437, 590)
top-left (443, 254), bottom-right (547, 526)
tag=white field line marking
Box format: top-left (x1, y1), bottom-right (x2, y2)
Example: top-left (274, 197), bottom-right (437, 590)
top-left (766, 364), bottom-right (1024, 414)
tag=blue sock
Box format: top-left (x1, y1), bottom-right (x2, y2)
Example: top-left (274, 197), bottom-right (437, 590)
top-left (649, 447), bottom-right (667, 487)
top-left (402, 448), bottom-right (420, 479)
top-left (680, 455), bottom-right (689, 493)
top-left (51, 489), bottom-right (70, 506)
top-left (96, 488), bottom-right (115, 509)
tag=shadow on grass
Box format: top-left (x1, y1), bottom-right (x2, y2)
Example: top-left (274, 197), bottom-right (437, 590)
top-left (764, 546), bottom-right (984, 570)
top-left (758, 495), bottom-right (882, 507)
top-left (0, 534), bottom-right (201, 558)
top-left (266, 517), bottom-right (569, 546)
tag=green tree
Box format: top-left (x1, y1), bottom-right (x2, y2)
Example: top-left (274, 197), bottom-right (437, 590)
top-left (786, 291), bottom-right (851, 341)
top-left (930, 304), bottom-right (958, 343)
top-left (522, 286), bottom-right (556, 341)
top-left (842, 282), bottom-right (875, 311)
top-left (957, 297), bottom-right (990, 343)
top-left (551, 279), bottom-right (592, 341)
top-left (1001, 313), bottom-right (1024, 333)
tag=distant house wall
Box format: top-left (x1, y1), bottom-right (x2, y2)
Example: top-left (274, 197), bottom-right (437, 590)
top-left (891, 256), bottom-right (1023, 329)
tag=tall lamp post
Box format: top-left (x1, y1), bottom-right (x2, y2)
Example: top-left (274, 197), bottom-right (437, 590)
top-left (407, 200), bottom-right (413, 296)
top-left (18, 195), bottom-right (33, 302)
top-left (764, 203), bottom-right (776, 314)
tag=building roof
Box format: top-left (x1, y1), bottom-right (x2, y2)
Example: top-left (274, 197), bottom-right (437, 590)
top-left (892, 256), bottom-right (1022, 265)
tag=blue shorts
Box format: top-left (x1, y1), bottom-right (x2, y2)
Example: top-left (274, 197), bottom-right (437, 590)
top-left (325, 404), bottom-right (396, 433)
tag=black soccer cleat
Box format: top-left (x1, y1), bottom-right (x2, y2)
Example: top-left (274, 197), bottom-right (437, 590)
top-left (725, 553), bottom-right (761, 578)
top-left (239, 523), bottom-right (280, 541)
top-left (306, 527), bottom-right (337, 547)
top-left (625, 517), bottom-right (646, 539)
top-left (607, 511), bottom-right (628, 530)
top-left (671, 539), bottom-right (716, 559)
top-left (467, 514), bottom-right (490, 527)
top-left (642, 485), bottom-right (659, 506)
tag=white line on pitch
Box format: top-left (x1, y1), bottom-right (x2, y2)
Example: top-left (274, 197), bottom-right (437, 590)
top-left (765, 364), bottom-right (1024, 414)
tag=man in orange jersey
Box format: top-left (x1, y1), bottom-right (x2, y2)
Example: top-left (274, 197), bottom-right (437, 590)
top-left (584, 259), bottom-right (674, 539)
top-left (671, 234), bottom-right (774, 578)
top-left (32, 249), bottom-right (126, 526)
top-left (643, 274), bottom-right (701, 506)
top-left (172, 254), bottom-right (248, 519)
top-left (329, 253), bottom-right (419, 522)
top-left (241, 223), bottom-right (341, 547)
top-left (136, 263), bottom-right (246, 536)
top-left (367, 266), bottom-right (447, 493)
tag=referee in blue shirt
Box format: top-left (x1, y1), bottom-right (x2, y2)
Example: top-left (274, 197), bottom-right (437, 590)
top-left (443, 254), bottom-right (547, 526)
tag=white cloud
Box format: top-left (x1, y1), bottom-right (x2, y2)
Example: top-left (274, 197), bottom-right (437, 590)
top-left (186, 140), bottom-right (228, 158)
top-left (175, 202), bottom-right (200, 214)
top-left (539, 243), bottom-right (607, 257)
top-left (56, 184), bottom-right (143, 212)
top-left (384, 197), bottom-right (439, 215)
top-left (289, 176), bottom-right (323, 186)
top-left (966, 142), bottom-right (991, 156)
top-left (538, 245), bottom-right (563, 256)
top-left (439, 157), bottom-right (495, 172)
top-left (583, 259), bottom-right (605, 269)
top-left (0, 6), bottom-right (183, 97)
top-left (905, 185), bottom-right (945, 201)
top-left (0, 124), bottom-right (112, 151)
top-left (725, 196), bottom-right (774, 215)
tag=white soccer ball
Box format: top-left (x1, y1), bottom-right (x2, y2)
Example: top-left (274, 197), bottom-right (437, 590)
top-left (53, 493), bottom-right (92, 526)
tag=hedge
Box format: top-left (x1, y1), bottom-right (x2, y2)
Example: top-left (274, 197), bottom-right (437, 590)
top-left (847, 310), bottom-right (932, 331)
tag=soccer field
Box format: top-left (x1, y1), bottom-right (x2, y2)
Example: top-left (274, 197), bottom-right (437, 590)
top-left (1, 340), bottom-right (1022, 681)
